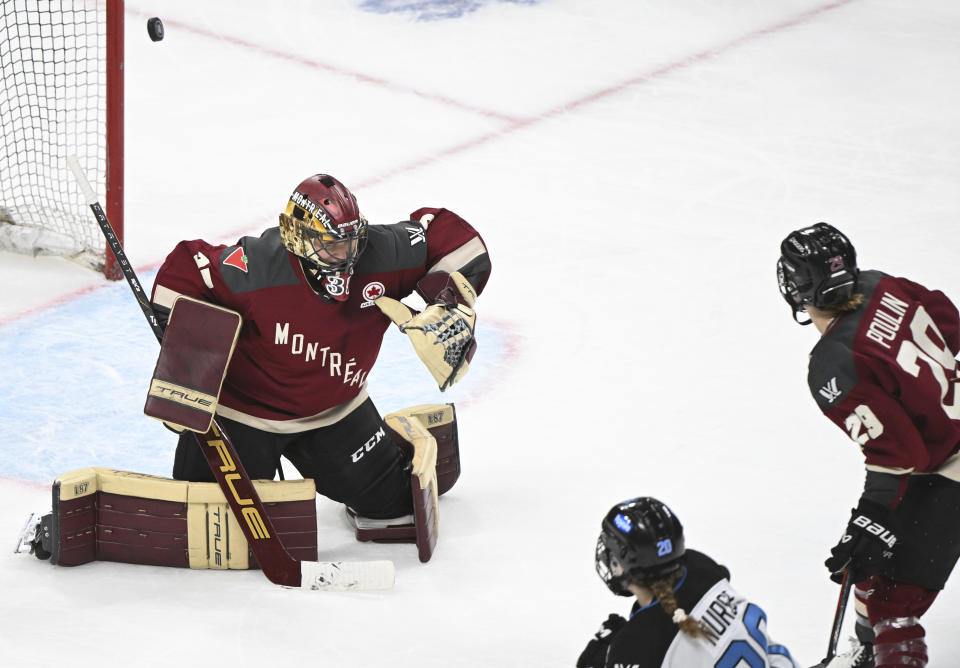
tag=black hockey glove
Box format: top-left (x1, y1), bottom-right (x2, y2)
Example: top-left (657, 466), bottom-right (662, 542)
top-left (825, 499), bottom-right (898, 584)
top-left (577, 614), bottom-right (627, 668)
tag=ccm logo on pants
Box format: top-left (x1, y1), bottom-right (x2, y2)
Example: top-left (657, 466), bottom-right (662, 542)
top-left (351, 427), bottom-right (386, 463)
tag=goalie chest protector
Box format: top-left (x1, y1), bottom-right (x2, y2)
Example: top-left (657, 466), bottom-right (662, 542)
top-left (144, 296), bottom-right (242, 432)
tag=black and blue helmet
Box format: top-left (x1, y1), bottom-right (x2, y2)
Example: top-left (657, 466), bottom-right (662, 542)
top-left (595, 497), bottom-right (685, 596)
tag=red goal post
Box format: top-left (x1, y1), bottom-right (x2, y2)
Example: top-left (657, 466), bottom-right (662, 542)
top-left (0, 0), bottom-right (124, 280)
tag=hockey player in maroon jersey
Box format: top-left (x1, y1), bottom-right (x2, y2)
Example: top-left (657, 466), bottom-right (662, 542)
top-left (150, 173), bottom-right (489, 536)
top-left (577, 497), bottom-right (798, 668)
top-left (777, 223), bottom-right (960, 668)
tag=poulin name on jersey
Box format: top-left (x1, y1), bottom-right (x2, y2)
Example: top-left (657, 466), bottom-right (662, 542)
top-left (865, 291), bottom-right (909, 350)
top-left (275, 322), bottom-right (369, 386)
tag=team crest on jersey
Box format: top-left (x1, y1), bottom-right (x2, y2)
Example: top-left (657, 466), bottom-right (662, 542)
top-left (819, 377), bottom-right (842, 403)
top-left (360, 281), bottom-right (386, 308)
top-left (222, 247), bottom-right (249, 272)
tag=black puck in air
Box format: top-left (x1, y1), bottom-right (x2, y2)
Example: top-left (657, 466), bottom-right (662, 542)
top-left (147, 17), bottom-right (165, 42)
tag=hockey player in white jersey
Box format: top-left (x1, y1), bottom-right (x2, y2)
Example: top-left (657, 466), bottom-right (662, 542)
top-left (577, 497), bottom-right (799, 668)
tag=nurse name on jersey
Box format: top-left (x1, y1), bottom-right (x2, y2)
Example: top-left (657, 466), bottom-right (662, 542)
top-left (698, 588), bottom-right (740, 646)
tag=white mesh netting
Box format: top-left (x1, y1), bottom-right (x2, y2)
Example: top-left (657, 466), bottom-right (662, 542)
top-left (0, 0), bottom-right (107, 271)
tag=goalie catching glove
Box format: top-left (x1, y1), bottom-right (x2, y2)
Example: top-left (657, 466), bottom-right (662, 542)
top-left (376, 271), bottom-right (477, 391)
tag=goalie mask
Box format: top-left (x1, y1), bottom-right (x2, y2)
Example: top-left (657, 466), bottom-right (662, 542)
top-left (279, 174), bottom-right (368, 302)
top-left (595, 497), bottom-right (685, 597)
top-left (777, 222), bottom-right (858, 325)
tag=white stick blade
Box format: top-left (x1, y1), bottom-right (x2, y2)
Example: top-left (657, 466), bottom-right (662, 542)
top-left (301, 560), bottom-right (395, 592)
top-left (66, 155), bottom-right (98, 205)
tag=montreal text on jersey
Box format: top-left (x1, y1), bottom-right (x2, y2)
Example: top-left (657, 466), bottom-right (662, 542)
top-left (275, 322), bottom-right (369, 387)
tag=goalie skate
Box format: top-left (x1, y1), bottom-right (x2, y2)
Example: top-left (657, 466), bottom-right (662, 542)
top-left (13, 512), bottom-right (43, 555)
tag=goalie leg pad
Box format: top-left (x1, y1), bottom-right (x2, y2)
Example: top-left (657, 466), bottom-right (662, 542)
top-left (144, 296), bottom-right (242, 433)
top-left (387, 413), bottom-right (439, 562)
top-left (39, 468), bottom-right (316, 569)
top-left (348, 410), bottom-right (440, 562)
top-left (384, 403), bottom-right (460, 496)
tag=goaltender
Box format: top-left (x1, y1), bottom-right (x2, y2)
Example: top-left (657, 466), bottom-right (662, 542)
top-left (18, 173), bottom-right (490, 570)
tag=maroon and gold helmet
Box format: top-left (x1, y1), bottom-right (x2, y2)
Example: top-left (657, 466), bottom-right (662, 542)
top-left (279, 174), bottom-right (368, 301)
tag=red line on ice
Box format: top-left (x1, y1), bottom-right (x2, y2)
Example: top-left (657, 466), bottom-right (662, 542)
top-left (1, 0), bottom-right (859, 326)
top-left (124, 7), bottom-right (523, 125)
top-left (356, 0), bottom-right (861, 187)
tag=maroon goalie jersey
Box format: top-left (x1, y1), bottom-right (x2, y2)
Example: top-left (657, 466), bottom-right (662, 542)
top-left (807, 270), bottom-right (960, 474)
top-left (150, 208), bottom-right (490, 432)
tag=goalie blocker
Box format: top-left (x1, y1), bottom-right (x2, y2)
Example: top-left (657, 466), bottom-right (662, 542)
top-left (143, 295), bottom-right (241, 433)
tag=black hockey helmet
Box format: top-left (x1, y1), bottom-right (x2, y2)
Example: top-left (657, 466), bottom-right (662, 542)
top-left (777, 222), bottom-right (858, 325)
top-left (595, 497), bottom-right (685, 597)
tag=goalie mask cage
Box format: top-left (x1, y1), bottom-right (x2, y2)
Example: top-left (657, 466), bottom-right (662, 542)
top-left (0, 0), bottom-right (123, 279)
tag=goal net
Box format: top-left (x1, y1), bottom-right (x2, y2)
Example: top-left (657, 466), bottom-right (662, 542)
top-left (0, 0), bottom-right (123, 278)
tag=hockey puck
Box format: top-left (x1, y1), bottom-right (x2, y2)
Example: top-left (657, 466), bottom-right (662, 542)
top-left (147, 17), bottom-right (165, 42)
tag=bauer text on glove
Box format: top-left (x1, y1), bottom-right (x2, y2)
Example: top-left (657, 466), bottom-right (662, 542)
top-left (825, 499), bottom-right (897, 584)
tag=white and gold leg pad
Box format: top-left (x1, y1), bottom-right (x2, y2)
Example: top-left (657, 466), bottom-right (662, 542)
top-left (385, 403), bottom-right (460, 495)
top-left (46, 468), bottom-right (316, 569)
top-left (348, 410), bottom-right (440, 562)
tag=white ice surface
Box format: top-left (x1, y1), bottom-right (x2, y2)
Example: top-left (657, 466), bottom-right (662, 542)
top-left (1, 1), bottom-right (959, 666)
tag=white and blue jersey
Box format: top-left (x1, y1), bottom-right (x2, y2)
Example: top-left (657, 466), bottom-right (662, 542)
top-left (602, 550), bottom-right (798, 668)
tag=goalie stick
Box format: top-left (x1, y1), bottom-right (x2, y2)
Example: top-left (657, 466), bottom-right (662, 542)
top-left (809, 568), bottom-right (854, 668)
top-left (67, 156), bottom-right (394, 592)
